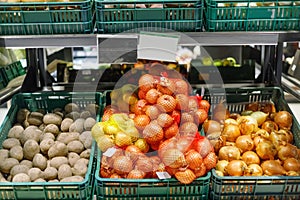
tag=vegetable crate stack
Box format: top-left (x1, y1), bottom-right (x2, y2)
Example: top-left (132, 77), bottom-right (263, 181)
top-left (0, 0), bottom-right (93, 35)
top-left (95, 0), bottom-right (204, 33)
top-left (0, 92), bottom-right (102, 200)
top-left (92, 62), bottom-right (215, 199)
top-left (205, 0), bottom-right (300, 31)
top-left (197, 87), bottom-right (300, 199)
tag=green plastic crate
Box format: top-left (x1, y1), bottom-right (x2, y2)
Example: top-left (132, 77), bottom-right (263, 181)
top-left (0, 0), bottom-right (93, 35)
top-left (94, 149), bottom-right (210, 200)
top-left (0, 92), bottom-right (103, 200)
top-left (0, 61), bottom-right (25, 84)
top-left (205, 0), bottom-right (300, 31)
top-left (193, 87), bottom-right (300, 199)
top-left (0, 69), bottom-right (7, 90)
top-left (95, 0), bottom-right (204, 33)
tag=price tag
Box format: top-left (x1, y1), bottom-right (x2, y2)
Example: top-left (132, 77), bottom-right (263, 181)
top-left (103, 147), bottom-right (117, 157)
top-left (156, 172), bottom-right (171, 180)
top-left (137, 32), bottom-right (180, 62)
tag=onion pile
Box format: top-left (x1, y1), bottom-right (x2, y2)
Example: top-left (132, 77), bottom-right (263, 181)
top-left (205, 101), bottom-right (300, 176)
top-left (93, 63), bottom-right (216, 184)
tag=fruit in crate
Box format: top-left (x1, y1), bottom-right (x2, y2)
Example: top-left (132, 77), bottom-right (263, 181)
top-left (205, 100), bottom-right (300, 177)
top-left (92, 62), bottom-right (216, 184)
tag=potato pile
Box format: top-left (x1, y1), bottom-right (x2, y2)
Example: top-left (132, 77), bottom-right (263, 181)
top-left (0, 102), bottom-right (98, 183)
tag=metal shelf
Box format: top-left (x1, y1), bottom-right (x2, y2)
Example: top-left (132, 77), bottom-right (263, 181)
top-left (1, 32), bottom-right (298, 48)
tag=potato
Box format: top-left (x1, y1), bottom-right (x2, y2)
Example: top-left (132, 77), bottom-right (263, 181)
top-left (20, 160), bottom-right (33, 169)
top-left (80, 111), bottom-right (91, 119)
top-left (85, 103), bottom-right (99, 116)
top-left (40, 138), bottom-right (55, 155)
top-left (48, 179), bottom-right (59, 182)
top-left (48, 141), bottom-right (68, 158)
top-left (40, 132), bottom-right (55, 141)
top-left (10, 164), bottom-right (30, 177)
top-left (0, 149), bottom-right (9, 163)
top-left (43, 113), bottom-right (62, 126)
top-left (54, 111), bottom-right (64, 118)
top-left (80, 149), bottom-right (91, 159)
top-left (10, 146), bottom-right (23, 161)
top-left (69, 118), bottom-right (85, 133)
top-left (0, 173), bottom-right (7, 182)
top-left (17, 108), bottom-right (30, 123)
top-left (34, 178), bottom-right (46, 182)
top-left (8, 125), bottom-right (24, 139)
top-left (68, 152), bottom-right (80, 167)
top-left (60, 176), bottom-right (84, 182)
top-left (65, 112), bottom-right (80, 121)
top-left (0, 158), bottom-right (19, 174)
top-left (2, 138), bottom-right (21, 149)
top-left (60, 118), bottom-right (73, 132)
top-left (21, 126), bottom-right (42, 144)
top-left (72, 158), bottom-right (88, 177)
top-left (43, 167), bottom-right (58, 180)
top-left (84, 118), bottom-right (96, 131)
top-left (39, 124), bottom-right (47, 131)
top-left (64, 103), bottom-right (80, 113)
top-left (79, 131), bottom-right (93, 149)
top-left (56, 132), bottom-right (80, 145)
top-left (67, 141), bottom-right (84, 154)
top-left (28, 168), bottom-right (43, 181)
top-left (27, 112), bottom-right (44, 126)
top-left (44, 124), bottom-right (60, 136)
top-left (23, 139), bottom-right (40, 160)
top-left (33, 153), bottom-right (47, 170)
top-left (58, 164), bottom-right (72, 180)
top-left (12, 173), bottom-right (30, 182)
top-left (50, 156), bottom-right (68, 169)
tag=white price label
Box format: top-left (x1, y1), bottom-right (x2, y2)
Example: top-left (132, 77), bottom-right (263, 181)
top-left (156, 172), bottom-right (171, 180)
top-left (103, 147), bottom-right (117, 157)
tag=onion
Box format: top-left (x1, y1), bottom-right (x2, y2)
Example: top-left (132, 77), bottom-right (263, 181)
top-left (253, 136), bottom-right (268, 147)
top-left (136, 156), bottom-right (153, 173)
top-left (245, 102), bottom-right (259, 112)
top-left (252, 129), bottom-right (270, 140)
top-left (194, 136), bottom-right (214, 158)
top-left (270, 131), bottom-right (293, 148)
top-left (134, 138), bottom-right (149, 153)
top-left (162, 148), bottom-right (187, 169)
top-left (206, 131), bottom-right (221, 147)
top-left (277, 144), bottom-right (299, 161)
top-left (218, 146), bottom-right (241, 161)
top-left (175, 169), bottom-right (196, 184)
top-left (226, 160), bottom-right (247, 176)
top-left (224, 118), bottom-right (238, 126)
top-left (274, 111), bottom-right (293, 130)
top-left (237, 116), bottom-right (259, 135)
top-left (250, 111), bottom-right (269, 126)
top-left (235, 135), bottom-right (254, 153)
top-left (203, 120), bottom-right (221, 135)
top-left (113, 155), bottom-right (133, 175)
top-left (244, 164), bottom-right (263, 176)
top-left (215, 160), bottom-right (229, 175)
top-left (261, 160), bottom-right (287, 176)
top-left (241, 151), bottom-right (260, 165)
top-left (261, 121), bottom-right (278, 133)
top-left (185, 149), bottom-right (203, 170)
top-left (256, 140), bottom-right (277, 160)
top-left (127, 169), bottom-right (146, 179)
top-left (212, 100), bottom-right (230, 123)
top-left (158, 137), bottom-right (177, 158)
top-left (283, 158), bottom-right (300, 172)
top-left (221, 124), bottom-right (241, 142)
top-left (176, 136), bottom-right (194, 153)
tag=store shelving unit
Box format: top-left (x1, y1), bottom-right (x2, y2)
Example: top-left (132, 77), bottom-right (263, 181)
top-left (0, 31), bottom-right (300, 104)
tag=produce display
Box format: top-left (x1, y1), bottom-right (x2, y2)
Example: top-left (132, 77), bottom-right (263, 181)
top-left (0, 102), bottom-right (97, 182)
top-left (92, 62), bottom-right (217, 184)
top-left (204, 100), bottom-right (300, 177)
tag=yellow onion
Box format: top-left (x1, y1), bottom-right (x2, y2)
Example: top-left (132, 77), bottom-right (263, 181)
top-left (127, 169), bottom-right (146, 179)
top-left (215, 160), bottom-right (229, 175)
top-left (261, 120), bottom-right (278, 133)
top-left (253, 135), bottom-right (268, 147)
top-left (235, 135), bottom-right (254, 153)
top-left (274, 111), bottom-right (293, 130)
top-left (252, 129), bottom-right (270, 140)
top-left (270, 130), bottom-right (293, 148)
top-left (241, 151), bottom-right (260, 165)
top-left (185, 149), bottom-right (203, 170)
top-left (113, 155), bottom-right (133, 175)
top-left (134, 138), bottom-right (149, 153)
top-left (224, 118), bottom-right (238, 126)
top-left (218, 146), bottom-right (241, 161)
top-left (261, 160), bottom-right (287, 176)
top-left (175, 169), bottom-right (196, 184)
top-left (96, 135), bottom-right (115, 152)
top-left (135, 156), bottom-right (153, 173)
top-left (162, 148), bottom-right (187, 169)
top-left (250, 111), bottom-right (269, 126)
top-left (277, 144), bottom-right (299, 161)
top-left (203, 120), bottom-right (221, 135)
top-left (244, 164), bottom-right (263, 176)
top-left (221, 124), bottom-right (241, 142)
top-left (115, 132), bottom-right (132, 148)
top-left (283, 158), bottom-right (300, 172)
top-left (226, 160), bottom-right (247, 176)
top-left (256, 140), bottom-right (277, 160)
top-left (237, 116), bottom-right (259, 135)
